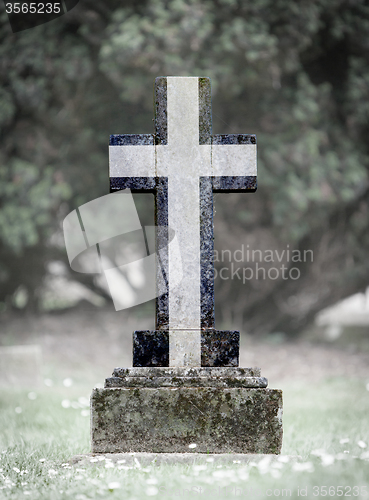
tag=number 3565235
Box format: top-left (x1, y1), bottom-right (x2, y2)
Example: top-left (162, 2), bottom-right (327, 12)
top-left (5, 3), bottom-right (62, 14)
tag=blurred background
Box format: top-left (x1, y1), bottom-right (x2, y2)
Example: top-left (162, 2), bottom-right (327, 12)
top-left (1, 0), bottom-right (369, 385)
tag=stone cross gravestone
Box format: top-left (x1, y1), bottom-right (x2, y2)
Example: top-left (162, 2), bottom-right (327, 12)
top-left (91, 77), bottom-right (283, 454)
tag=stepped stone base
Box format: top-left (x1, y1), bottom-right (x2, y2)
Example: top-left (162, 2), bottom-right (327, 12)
top-left (91, 368), bottom-right (283, 454)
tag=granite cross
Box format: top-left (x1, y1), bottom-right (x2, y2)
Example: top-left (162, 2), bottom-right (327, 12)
top-left (109, 76), bottom-right (257, 367)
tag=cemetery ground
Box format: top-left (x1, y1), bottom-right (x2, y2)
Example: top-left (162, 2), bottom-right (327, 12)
top-left (1, 305), bottom-right (369, 499)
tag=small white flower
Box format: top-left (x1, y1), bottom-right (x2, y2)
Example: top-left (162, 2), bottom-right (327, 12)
top-left (358, 440), bottom-right (367, 449)
top-left (39, 459), bottom-right (46, 463)
top-left (188, 443), bottom-right (197, 449)
top-left (206, 457), bottom-right (214, 462)
top-left (24, 491), bottom-right (30, 495)
top-left (48, 469), bottom-right (57, 476)
top-left (27, 392), bottom-right (37, 400)
top-left (277, 455), bottom-right (290, 463)
top-left (61, 400), bottom-right (70, 409)
top-left (44, 379), bottom-right (53, 387)
top-left (15, 407), bottom-right (22, 414)
top-left (21, 482), bottom-right (27, 486)
top-left (292, 462), bottom-right (314, 472)
top-left (105, 462), bottom-right (114, 468)
top-left (81, 410), bottom-right (89, 417)
top-left (13, 467), bottom-right (20, 473)
top-left (146, 486), bottom-right (158, 496)
top-left (89, 458), bottom-right (98, 463)
top-left (321, 455), bottom-right (335, 467)
top-left (117, 459), bottom-right (126, 464)
top-left (108, 482), bottom-right (120, 490)
top-left (272, 462), bottom-right (283, 469)
top-left (257, 456), bottom-right (272, 473)
top-left (311, 448), bottom-right (326, 457)
top-left (146, 478), bottom-right (158, 485)
top-left (63, 378), bottom-right (73, 387)
top-left (193, 465), bottom-right (207, 471)
top-left (233, 460), bottom-right (241, 464)
top-left (61, 463), bottom-right (70, 467)
top-left (270, 468), bottom-right (282, 478)
top-left (339, 438), bottom-right (349, 444)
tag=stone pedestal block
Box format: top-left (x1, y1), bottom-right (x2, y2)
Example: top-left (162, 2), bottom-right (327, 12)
top-left (91, 368), bottom-right (283, 454)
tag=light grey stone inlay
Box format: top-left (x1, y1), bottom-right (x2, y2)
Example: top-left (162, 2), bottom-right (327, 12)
top-left (159, 77), bottom-right (211, 367)
top-left (109, 146), bottom-right (155, 177)
top-left (212, 144), bottom-right (256, 176)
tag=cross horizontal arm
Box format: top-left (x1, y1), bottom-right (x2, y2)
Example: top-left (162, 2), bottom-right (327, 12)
top-left (109, 134), bottom-right (155, 179)
top-left (212, 134), bottom-right (257, 192)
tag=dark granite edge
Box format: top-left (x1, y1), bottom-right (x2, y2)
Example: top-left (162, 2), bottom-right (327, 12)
top-left (155, 77), bottom-right (167, 145)
top-left (109, 134), bottom-right (154, 146)
top-left (213, 134), bottom-right (257, 145)
top-left (198, 77), bottom-right (212, 145)
top-left (212, 176), bottom-right (257, 192)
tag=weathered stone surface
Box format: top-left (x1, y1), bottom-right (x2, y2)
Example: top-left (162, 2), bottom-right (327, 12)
top-left (112, 367), bottom-right (261, 377)
top-left (133, 329), bottom-right (239, 367)
top-left (91, 387), bottom-right (283, 454)
top-left (105, 376), bottom-right (267, 388)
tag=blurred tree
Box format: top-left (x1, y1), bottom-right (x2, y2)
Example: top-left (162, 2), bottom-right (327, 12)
top-left (0, 0), bottom-right (368, 334)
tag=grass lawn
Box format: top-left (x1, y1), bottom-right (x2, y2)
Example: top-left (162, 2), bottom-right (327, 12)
top-left (0, 377), bottom-right (368, 499)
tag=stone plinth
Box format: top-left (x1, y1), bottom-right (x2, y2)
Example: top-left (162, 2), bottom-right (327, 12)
top-left (91, 368), bottom-right (283, 454)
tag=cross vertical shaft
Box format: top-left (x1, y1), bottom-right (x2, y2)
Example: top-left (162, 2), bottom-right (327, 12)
top-left (162, 78), bottom-right (211, 365)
